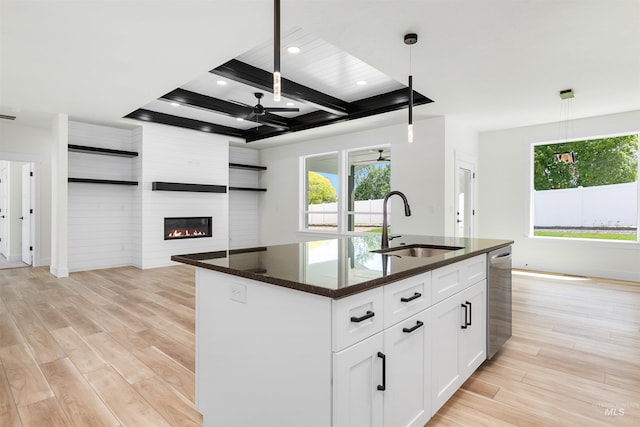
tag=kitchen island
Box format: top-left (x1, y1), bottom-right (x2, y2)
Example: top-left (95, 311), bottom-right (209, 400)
top-left (173, 235), bottom-right (512, 427)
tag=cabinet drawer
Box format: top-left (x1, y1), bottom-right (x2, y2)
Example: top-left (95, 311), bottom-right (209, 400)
top-left (332, 287), bottom-right (384, 351)
top-left (383, 272), bottom-right (431, 328)
top-left (431, 255), bottom-right (486, 304)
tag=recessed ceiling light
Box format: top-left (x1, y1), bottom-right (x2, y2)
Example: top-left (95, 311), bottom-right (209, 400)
top-left (356, 80), bottom-right (367, 86)
top-left (170, 102), bottom-right (180, 107)
top-left (286, 102), bottom-right (295, 107)
top-left (217, 80), bottom-right (227, 86)
top-left (287, 46), bottom-right (300, 54)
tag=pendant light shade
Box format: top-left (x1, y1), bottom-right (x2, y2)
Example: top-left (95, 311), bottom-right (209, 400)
top-left (273, 0), bottom-right (281, 102)
top-left (404, 33), bottom-right (418, 143)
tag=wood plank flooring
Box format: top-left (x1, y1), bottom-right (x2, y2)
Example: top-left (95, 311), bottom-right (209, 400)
top-left (0, 265), bottom-right (638, 426)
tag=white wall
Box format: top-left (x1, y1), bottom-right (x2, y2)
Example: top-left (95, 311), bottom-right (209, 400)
top-left (259, 117), bottom-right (450, 245)
top-left (139, 123), bottom-right (229, 268)
top-left (67, 121), bottom-right (137, 272)
top-left (478, 110), bottom-right (640, 282)
top-left (229, 146), bottom-right (261, 249)
top-left (0, 119), bottom-right (54, 267)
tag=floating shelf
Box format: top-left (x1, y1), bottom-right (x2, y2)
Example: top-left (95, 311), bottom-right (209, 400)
top-left (229, 163), bottom-right (267, 171)
top-left (152, 182), bottom-right (227, 193)
top-left (229, 187), bottom-right (267, 192)
top-left (69, 178), bottom-right (138, 186)
top-left (68, 144), bottom-right (139, 158)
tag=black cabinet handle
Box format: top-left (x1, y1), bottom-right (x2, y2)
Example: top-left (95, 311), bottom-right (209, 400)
top-left (377, 352), bottom-right (386, 391)
top-left (461, 303), bottom-right (468, 329)
top-left (400, 292), bottom-right (421, 303)
top-left (402, 320), bottom-right (424, 333)
top-left (350, 310), bottom-right (375, 323)
top-left (466, 301), bottom-right (472, 326)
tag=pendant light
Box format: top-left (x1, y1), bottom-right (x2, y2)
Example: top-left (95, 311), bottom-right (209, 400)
top-left (273, 0), bottom-right (281, 102)
top-left (404, 33), bottom-right (418, 143)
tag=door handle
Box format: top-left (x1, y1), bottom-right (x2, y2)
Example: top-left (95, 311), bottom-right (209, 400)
top-left (461, 303), bottom-right (468, 329)
top-left (466, 301), bottom-right (472, 326)
top-left (377, 352), bottom-right (386, 391)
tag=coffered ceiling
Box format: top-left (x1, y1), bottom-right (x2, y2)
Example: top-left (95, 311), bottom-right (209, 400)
top-left (126, 27), bottom-right (432, 142)
top-left (1, 1), bottom-right (639, 147)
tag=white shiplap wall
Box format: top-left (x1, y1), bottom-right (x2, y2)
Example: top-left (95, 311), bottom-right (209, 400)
top-left (140, 123), bottom-right (229, 268)
top-left (229, 146), bottom-right (261, 249)
top-left (67, 121), bottom-right (137, 272)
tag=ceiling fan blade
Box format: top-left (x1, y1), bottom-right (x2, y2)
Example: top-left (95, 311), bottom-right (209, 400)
top-left (263, 107), bottom-right (300, 113)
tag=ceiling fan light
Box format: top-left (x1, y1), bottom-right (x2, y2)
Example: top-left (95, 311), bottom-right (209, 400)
top-left (273, 71), bottom-right (281, 102)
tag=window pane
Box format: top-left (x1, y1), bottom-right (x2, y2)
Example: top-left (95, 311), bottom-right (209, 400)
top-left (347, 148), bottom-right (391, 233)
top-left (305, 153), bottom-right (338, 232)
top-left (533, 134), bottom-right (638, 241)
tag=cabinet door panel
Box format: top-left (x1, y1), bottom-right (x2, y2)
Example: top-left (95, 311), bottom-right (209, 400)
top-left (384, 310), bottom-right (431, 427)
top-left (333, 334), bottom-right (384, 427)
top-left (459, 280), bottom-right (486, 376)
top-left (431, 296), bottom-right (464, 414)
top-left (333, 287), bottom-right (384, 351)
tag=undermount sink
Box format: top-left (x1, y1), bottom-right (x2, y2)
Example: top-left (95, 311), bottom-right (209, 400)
top-left (372, 244), bottom-right (464, 258)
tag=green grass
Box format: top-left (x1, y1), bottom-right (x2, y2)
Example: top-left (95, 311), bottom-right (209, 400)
top-left (534, 231), bottom-right (637, 241)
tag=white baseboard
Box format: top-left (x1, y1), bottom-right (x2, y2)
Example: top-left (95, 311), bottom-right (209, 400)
top-left (50, 265), bottom-right (69, 278)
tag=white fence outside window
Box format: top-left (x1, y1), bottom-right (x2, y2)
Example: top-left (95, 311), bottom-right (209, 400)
top-left (308, 199), bottom-right (385, 226)
top-left (534, 182), bottom-right (637, 227)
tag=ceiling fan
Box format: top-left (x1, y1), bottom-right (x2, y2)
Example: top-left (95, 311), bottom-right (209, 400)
top-left (230, 92), bottom-right (299, 128)
top-left (352, 149), bottom-right (391, 165)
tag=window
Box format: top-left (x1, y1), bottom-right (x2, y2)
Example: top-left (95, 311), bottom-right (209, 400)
top-left (303, 147), bottom-right (391, 234)
top-left (532, 133), bottom-right (639, 241)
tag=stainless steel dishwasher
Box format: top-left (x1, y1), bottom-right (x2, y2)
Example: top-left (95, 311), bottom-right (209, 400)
top-left (487, 246), bottom-right (512, 359)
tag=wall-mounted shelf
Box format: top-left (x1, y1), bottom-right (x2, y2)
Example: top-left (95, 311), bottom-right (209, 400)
top-left (229, 163), bottom-right (267, 171)
top-left (68, 144), bottom-right (139, 158)
top-left (152, 181), bottom-right (227, 193)
top-left (229, 187), bottom-right (267, 192)
top-left (69, 178), bottom-right (138, 186)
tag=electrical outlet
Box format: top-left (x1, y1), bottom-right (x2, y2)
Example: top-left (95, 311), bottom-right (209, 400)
top-left (230, 283), bottom-right (247, 304)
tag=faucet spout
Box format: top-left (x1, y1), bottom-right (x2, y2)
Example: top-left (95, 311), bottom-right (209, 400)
top-left (381, 191), bottom-right (411, 249)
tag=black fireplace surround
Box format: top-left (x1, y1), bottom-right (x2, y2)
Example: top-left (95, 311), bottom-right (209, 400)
top-left (164, 217), bottom-right (212, 240)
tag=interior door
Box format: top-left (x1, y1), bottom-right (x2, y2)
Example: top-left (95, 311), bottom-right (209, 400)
top-left (454, 153), bottom-right (476, 238)
top-left (0, 165), bottom-right (8, 258)
top-left (21, 163), bottom-right (32, 265)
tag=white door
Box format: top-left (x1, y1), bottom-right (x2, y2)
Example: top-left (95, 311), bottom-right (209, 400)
top-left (333, 333), bottom-right (384, 427)
top-left (431, 295), bottom-right (464, 413)
top-left (454, 152), bottom-right (476, 238)
top-left (21, 164), bottom-right (32, 265)
top-left (459, 281), bottom-right (487, 377)
top-left (383, 310), bottom-right (431, 427)
top-left (0, 165), bottom-right (8, 258)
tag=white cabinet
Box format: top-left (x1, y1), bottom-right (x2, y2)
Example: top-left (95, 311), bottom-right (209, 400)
top-left (333, 333), bottom-right (384, 427)
top-left (431, 280), bottom-right (486, 413)
top-left (333, 309), bottom-right (431, 427)
top-left (383, 310), bottom-right (431, 427)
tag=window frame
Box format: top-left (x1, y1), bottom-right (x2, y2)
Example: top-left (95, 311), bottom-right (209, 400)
top-left (300, 145), bottom-right (391, 236)
top-left (528, 131), bottom-right (640, 244)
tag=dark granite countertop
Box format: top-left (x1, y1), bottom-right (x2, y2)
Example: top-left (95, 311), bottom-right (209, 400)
top-left (171, 235), bottom-right (513, 299)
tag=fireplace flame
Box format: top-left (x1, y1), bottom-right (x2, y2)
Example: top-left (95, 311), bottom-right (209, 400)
top-left (167, 229), bottom-right (207, 238)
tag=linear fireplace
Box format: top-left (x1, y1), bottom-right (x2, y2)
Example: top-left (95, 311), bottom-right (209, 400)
top-left (164, 217), bottom-right (212, 240)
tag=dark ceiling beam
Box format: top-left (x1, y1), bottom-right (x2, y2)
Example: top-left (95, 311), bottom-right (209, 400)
top-left (162, 88), bottom-right (290, 130)
top-left (124, 109), bottom-right (246, 138)
top-left (244, 89), bottom-right (433, 142)
top-left (212, 59), bottom-right (349, 117)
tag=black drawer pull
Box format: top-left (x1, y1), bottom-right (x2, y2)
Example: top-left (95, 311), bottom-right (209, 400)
top-left (461, 303), bottom-right (468, 329)
top-left (400, 292), bottom-right (421, 303)
top-left (377, 352), bottom-right (386, 391)
top-left (350, 310), bottom-right (375, 323)
top-left (466, 301), bottom-right (472, 326)
top-left (402, 320), bottom-right (424, 333)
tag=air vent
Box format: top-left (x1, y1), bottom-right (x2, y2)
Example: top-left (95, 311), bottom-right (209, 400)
top-left (0, 114), bottom-right (17, 121)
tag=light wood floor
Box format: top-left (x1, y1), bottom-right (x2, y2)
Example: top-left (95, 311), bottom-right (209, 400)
top-left (0, 265), bottom-right (638, 426)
